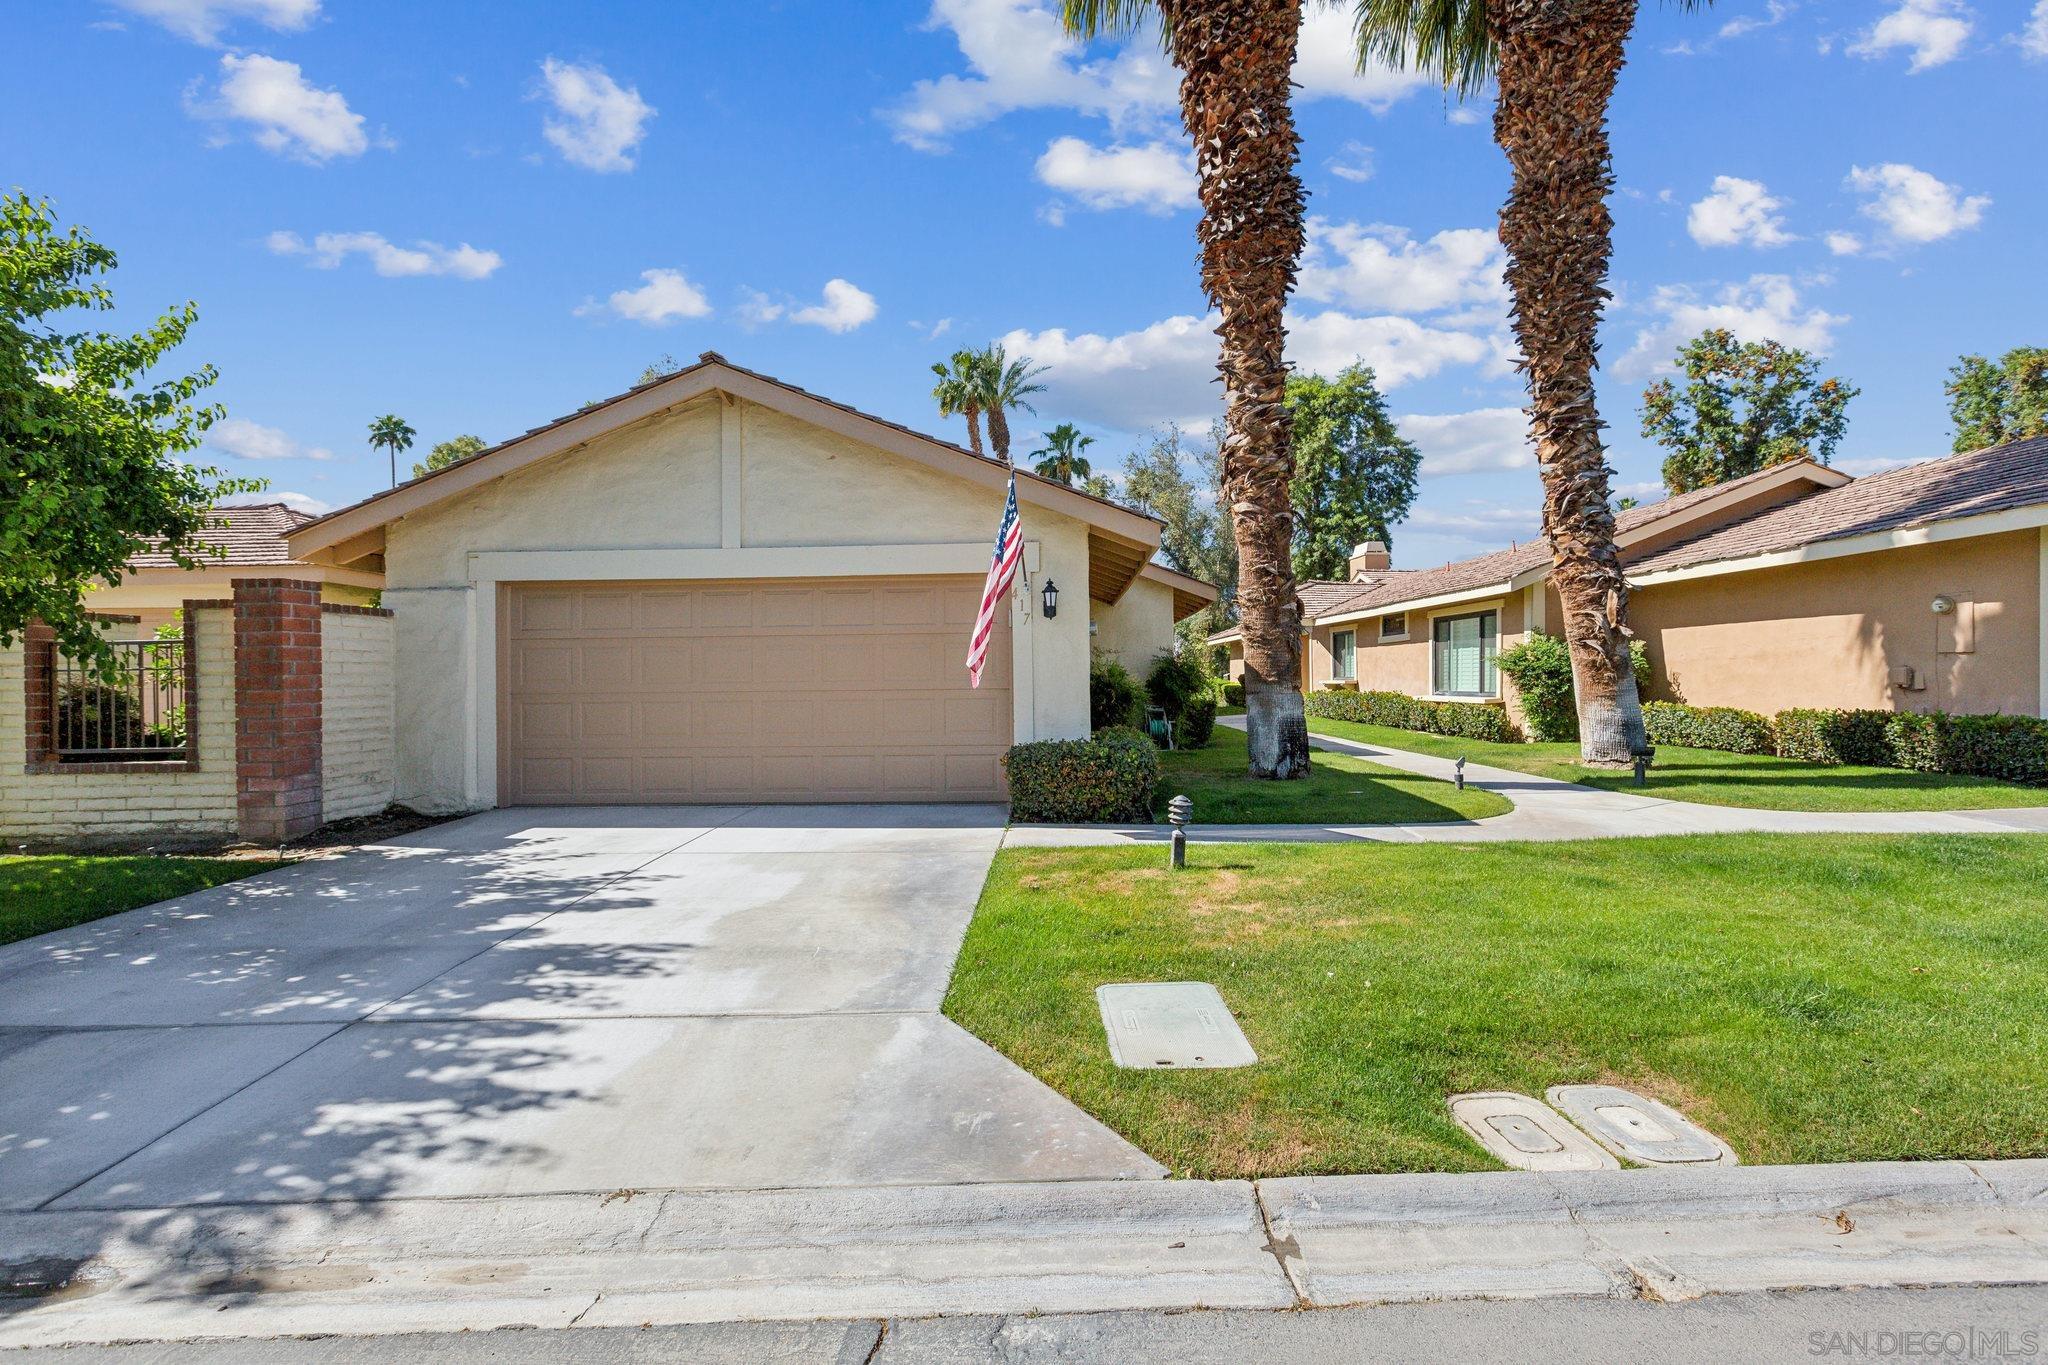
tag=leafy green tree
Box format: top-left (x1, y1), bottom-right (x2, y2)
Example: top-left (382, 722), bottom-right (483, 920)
top-left (1, 193), bottom-right (259, 677)
top-left (1030, 422), bottom-right (1097, 485)
top-left (368, 414), bottom-right (415, 488)
top-left (1946, 347), bottom-right (2048, 453)
top-left (1122, 424), bottom-right (1237, 650)
top-left (412, 433), bottom-right (486, 479)
top-left (1284, 364), bottom-right (1420, 580)
top-left (1640, 330), bottom-right (1857, 493)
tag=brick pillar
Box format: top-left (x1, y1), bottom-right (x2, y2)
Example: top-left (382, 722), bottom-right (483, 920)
top-left (234, 579), bottom-right (323, 844)
top-left (22, 621), bottom-right (55, 762)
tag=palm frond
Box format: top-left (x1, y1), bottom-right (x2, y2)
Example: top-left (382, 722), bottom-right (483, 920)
top-left (1351, 0), bottom-right (1493, 99)
top-left (1059, 0), bottom-right (1159, 42)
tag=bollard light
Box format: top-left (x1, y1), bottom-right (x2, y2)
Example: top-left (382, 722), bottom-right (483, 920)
top-left (1454, 756), bottom-right (1466, 791)
top-left (1632, 749), bottom-right (1654, 787)
top-left (1167, 794), bottom-right (1193, 869)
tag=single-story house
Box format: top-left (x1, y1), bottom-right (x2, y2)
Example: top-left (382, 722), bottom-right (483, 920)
top-left (284, 353), bottom-right (1216, 810)
top-left (1212, 435), bottom-right (2048, 722)
top-left (85, 502), bottom-right (385, 638)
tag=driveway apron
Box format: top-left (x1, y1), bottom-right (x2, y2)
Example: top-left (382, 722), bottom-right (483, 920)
top-left (0, 806), bottom-right (1159, 1213)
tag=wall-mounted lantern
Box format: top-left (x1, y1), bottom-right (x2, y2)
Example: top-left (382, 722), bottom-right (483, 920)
top-left (1041, 578), bottom-right (1059, 618)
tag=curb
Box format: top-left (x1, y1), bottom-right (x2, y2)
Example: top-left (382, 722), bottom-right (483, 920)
top-left (3, 1160), bottom-right (2044, 1347)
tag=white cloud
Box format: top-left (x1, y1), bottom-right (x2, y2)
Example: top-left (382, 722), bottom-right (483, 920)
top-left (1718, 1), bottom-right (1792, 40)
top-left (1326, 142), bottom-right (1375, 183)
top-left (577, 268), bottom-right (712, 326)
top-left (1405, 502), bottom-right (1541, 539)
top-left (536, 58), bottom-right (654, 173)
top-left (1825, 230), bottom-right (1864, 256)
top-left (266, 230), bottom-right (501, 279)
top-left (1848, 0), bottom-right (1974, 71)
top-left (1622, 273), bottom-right (1848, 376)
top-left (789, 279), bottom-right (879, 333)
top-left (2024, 0), bottom-right (2048, 57)
top-left (109, 0), bottom-right (317, 44)
top-left (1001, 304), bottom-right (1491, 433)
top-left (1290, 3), bottom-right (1436, 111)
top-left (221, 489), bottom-right (331, 515)
top-left (885, 0), bottom-right (1428, 152)
top-left (188, 53), bottom-right (368, 162)
top-left (1846, 162), bottom-right (1989, 244)
top-left (1686, 176), bottom-right (1797, 248)
top-left (1446, 106), bottom-right (1486, 126)
top-left (1397, 407), bottom-right (1535, 477)
top-left (207, 416), bottom-right (332, 461)
top-left (1035, 137), bottom-right (1195, 212)
top-left (1296, 219), bottom-right (1506, 318)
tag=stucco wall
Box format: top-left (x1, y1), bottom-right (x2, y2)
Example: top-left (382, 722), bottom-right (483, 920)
top-left (381, 395), bottom-right (1095, 812)
top-left (0, 606), bottom-right (237, 845)
top-left (1091, 576), bottom-right (1177, 677)
top-left (1632, 529), bottom-right (2043, 717)
top-left (321, 609), bottom-right (395, 821)
top-left (1311, 594), bottom-right (1527, 700)
top-left (86, 577), bottom-right (379, 639)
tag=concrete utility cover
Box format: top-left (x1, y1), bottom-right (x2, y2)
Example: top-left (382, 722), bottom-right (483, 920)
top-left (1447, 1092), bottom-right (1619, 1172)
top-left (1546, 1085), bottom-right (1738, 1166)
top-left (1096, 982), bottom-right (1256, 1069)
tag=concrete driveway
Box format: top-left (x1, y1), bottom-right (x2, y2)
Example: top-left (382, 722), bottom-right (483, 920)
top-left (0, 806), bottom-right (1159, 1213)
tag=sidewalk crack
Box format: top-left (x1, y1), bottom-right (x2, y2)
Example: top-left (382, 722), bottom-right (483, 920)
top-left (1250, 1181), bottom-right (1308, 1307)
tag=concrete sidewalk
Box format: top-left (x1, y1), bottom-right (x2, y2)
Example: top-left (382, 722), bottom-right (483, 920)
top-left (1006, 720), bottom-right (2048, 845)
top-left (3, 1159), bottom-right (2044, 1347)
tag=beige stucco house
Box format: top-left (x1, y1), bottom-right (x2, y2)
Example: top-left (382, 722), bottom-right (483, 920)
top-left (1213, 437), bottom-right (2048, 723)
top-left (85, 502), bottom-right (384, 638)
top-left (284, 354), bottom-right (1214, 810)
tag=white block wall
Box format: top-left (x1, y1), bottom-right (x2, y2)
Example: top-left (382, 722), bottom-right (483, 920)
top-left (0, 607), bottom-right (237, 844)
top-left (320, 610), bottom-right (396, 822)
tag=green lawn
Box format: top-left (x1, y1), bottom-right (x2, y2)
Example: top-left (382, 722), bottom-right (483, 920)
top-left (1158, 724), bottom-right (1510, 825)
top-left (1308, 717), bottom-right (2048, 813)
top-left (946, 836), bottom-right (2048, 1177)
top-left (0, 855), bottom-right (282, 948)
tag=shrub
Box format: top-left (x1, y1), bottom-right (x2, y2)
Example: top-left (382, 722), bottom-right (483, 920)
top-left (1773, 707), bottom-right (2048, 785)
top-left (1305, 688), bottom-right (1518, 744)
top-left (1179, 696), bottom-right (1218, 749)
top-left (1222, 682), bottom-right (1245, 707)
top-left (1641, 701), bottom-right (1775, 755)
top-left (1089, 657), bottom-right (1145, 732)
top-left (1004, 725), bottom-right (1162, 822)
top-left (1495, 634), bottom-right (1655, 743)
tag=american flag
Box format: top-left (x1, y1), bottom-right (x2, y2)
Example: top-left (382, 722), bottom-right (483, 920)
top-left (966, 473), bottom-right (1023, 688)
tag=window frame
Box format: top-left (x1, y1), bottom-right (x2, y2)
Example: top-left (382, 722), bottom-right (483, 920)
top-left (1379, 612), bottom-right (1408, 642)
top-left (1430, 609), bottom-right (1500, 699)
top-left (1329, 628), bottom-right (1357, 682)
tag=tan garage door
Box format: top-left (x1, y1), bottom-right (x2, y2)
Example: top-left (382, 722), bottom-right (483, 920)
top-left (501, 577), bottom-right (1011, 804)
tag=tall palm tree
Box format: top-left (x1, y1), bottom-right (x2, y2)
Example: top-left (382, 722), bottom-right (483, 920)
top-left (1062, 0), bottom-right (1310, 780)
top-left (1355, 0), bottom-right (1707, 766)
top-left (1030, 422), bottom-right (1097, 486)
top-left (367, 414), bottom-right (416, 489)
top-left (930, 351), bottom-right (986, 457)
top-left (967, 343), bottom-right (1048, 467)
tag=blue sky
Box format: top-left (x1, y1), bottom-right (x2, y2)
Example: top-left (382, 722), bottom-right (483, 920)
top-left (9, 0), bottom-right (2044, 571)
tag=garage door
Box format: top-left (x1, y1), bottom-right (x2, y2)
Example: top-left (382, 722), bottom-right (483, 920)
top-left (502, 577), bottom-right (1012, 804)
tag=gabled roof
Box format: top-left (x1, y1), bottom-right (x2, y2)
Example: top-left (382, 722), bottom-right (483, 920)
top-left (287, 353), bottom-right (1164, 601)
top-left (1629, 435), bottom-right (2048, 576)
top-left (130, 503), bottom-right (316, 569)
top-left (1137, 561), bottom-right (1222, 621)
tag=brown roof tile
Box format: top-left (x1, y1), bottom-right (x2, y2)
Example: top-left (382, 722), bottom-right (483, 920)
top-left (129, 503), bottom-right (314, 568)
top-left (1629, 437), bottom-right (2048, 574)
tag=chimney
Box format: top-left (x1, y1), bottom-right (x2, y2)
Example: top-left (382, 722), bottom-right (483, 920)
top-left (1349, 540), bottom-right (1391, 578)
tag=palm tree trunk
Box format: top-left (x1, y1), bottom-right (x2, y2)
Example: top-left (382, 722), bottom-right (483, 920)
top-left (1492, 0), bottom-right (1646, 767)
top-left (987, 403), bottom-right (1011, 466)
top-left (1165, 0), bottom-right (1308, 780)
top-left (965, 405), bottom-right (986, 458)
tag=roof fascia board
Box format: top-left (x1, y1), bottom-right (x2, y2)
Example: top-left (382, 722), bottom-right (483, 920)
top-left (1318, 579), bottom-right (1521, 626)
top-left (1614, 461), bottom-right (1851, 549)
top-left (1137, 561), bottom-right (1220, 602)
top-left (1629, 502), bottom-right (2048, 587)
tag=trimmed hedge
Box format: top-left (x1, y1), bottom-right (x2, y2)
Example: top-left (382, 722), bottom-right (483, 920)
top-left (1179, 697), bottom-right (1218, 749)
top-left (1090, 658), bottom-right (1145, 731)
top-left (1777, 708), bottom-right (2048, 785)
top-left (1005, 725), bottom-right (1161, 822)
top-left (1222, 682), bottom-right (1245, 707)
top-left (1146, 651), bottom-right (1216, 750)
top-left (1642, 701), bottom-right (1775, 756)
top-left (1305, 688), bottom-right (1518, 744)
top-left (1495, 633), bottom-right (1655, 743)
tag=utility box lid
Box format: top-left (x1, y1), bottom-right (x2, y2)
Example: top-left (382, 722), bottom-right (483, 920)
top-left (1547, 1085), bottom-right (1738, 1166)
top-left (1095, 982), bottom-right (1256, 1070)
top-left (1448, 1091), bottom-right (1619, 1172)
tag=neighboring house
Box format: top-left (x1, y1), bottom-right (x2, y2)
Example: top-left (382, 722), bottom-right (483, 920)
top-left (284, 353), bottom-right (1217, 810)
top-left (87, 502), bottom-right (385, 638)
top-left (1212, 437), bottom-right (2048, 722)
